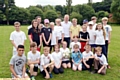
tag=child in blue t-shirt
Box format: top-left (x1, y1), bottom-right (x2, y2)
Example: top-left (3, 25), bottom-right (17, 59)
top-left (71, 44), bottom-right (83, 71)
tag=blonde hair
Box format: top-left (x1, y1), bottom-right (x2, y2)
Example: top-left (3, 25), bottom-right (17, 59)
top-left (55, 18), bottom-right (61, 26)
top-left (43, 47), bottom-right (50, 51)
top-left (50, 22), bottom-right (55, 26)
top-left (14, 21), bottom-right (21, 26)
top-left (95, 47), bottom-right (102, 52)
top-left (73, 44), bottom-right (79, 49)
top-left (72, 18), bottom-right (77, 22)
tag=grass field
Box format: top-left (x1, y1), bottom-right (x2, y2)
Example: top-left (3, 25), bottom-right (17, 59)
top-left (0, 25), bottom-right (120, 80)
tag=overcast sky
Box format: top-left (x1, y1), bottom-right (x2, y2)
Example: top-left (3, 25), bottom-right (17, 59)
top-left (15, 0), bottom-right (102, 8)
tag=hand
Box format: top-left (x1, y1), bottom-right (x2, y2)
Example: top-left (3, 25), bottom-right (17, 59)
top-left (46, 42), bottom-right (49, 45)
top-left (108, 40), bottom-right (110, 44)
top-left (43, 65), bottom-right (48, 69)
top-left (95, 57), bottom-right (99, 60)
top-left (61, 40), bottom-right (63, 44)
top-left (98, 70), bottom-right (101, 74)
top-left (22, 75), bottom-right (25, 78)
top-left (38, 44), bottom-right (41, 48)
top-left (74, 63), bottom-right (78, 66)
top-left (45, 73), bottom-right (50, 79)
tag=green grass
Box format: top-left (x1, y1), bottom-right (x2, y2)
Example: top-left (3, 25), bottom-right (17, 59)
top-left (0, 25), bottom-right (120, 80)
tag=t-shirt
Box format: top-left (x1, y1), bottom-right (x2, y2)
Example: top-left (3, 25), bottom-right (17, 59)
top-left (51, 52), bottom-right (62, 66)
top-left (61, 21), bottom-right (72, 37)
top-left (82, 51), bottom-right (93, 59)
top-left (10, 31), bottom-right (27, 51)
top-left (94, 54), bottom-right (108, 66)
top-left (70, 42), bottom-right (81, 52)
top-left (51, 30), bottom-right (58, 45)
top-left (87, 28), bottom-right (95, 44)
top-left (40, 54), bottom-right (54, 71)
top-left (54, 26), bottom-right (64, 40)
top-left (71, 51), bottom-right (83, 64)
top-left (95, 30), bottom-right (105, 45)
top-left (69, 25), bottom-right (81, 38)
top-left (103, 25), bottom-right (112, 40)
top-left (79, 31), bottom-right (89, 42)
top-left (41, 27), bottom-right (52, 41)
top-left (9, 55), bottom-right (26, 76)
top-left (27, 25), bottom-right (32, 30)
top-left (27, 51), bottom-right (41, 66)
top-left (60, 48), bottom-right (70, 61)
top-left (93, 23), bottom-right (97, 31)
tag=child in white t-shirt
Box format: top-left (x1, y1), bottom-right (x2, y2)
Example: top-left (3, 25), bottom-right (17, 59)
top-left (82, 44), bottom-right (94, 72)
top-left (70, 35), bottom-right (81, 52)
top-left (93, 47), bottom-right (108, 75)
top-left (10, 22), bottom-right (27, 55)
top-left (27, 42), bottom-right (40, 79)
top-left (40, 47), bottom-right (54, 79)
top-left (51, 45), bottom-right (64, 74)
top-left (60, 41), bottom-right (71, 69)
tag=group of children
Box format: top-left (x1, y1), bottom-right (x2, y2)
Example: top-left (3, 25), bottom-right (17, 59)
top-left (9, 15), bottom-right (112, 80)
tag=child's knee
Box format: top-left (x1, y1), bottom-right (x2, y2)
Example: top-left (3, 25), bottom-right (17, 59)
top-left (30, 64), bottom-right (34, 68)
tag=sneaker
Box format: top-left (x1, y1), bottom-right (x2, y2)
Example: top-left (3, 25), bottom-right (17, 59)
top-left (91, 70), bottom-right (97, 74)
top-left (49, 73), bottom-right (53, 78)
top-left (31, 76), bottom-right (35, 80)
top-left (26, 68), bottom-right (29, 73)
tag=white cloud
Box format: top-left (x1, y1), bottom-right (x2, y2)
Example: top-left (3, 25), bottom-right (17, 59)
top-left (15, 0), bottom-right (102, 8)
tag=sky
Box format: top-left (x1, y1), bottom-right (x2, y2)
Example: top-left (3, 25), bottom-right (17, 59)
top-left (15, 0), bottom-right (102, 8)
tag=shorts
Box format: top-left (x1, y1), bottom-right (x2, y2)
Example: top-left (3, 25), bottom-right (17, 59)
top-left (62, 60), bottom-right (70, 64)
top-left (90, 44), bottom-right (96, 48)
top-left (33, 66), bottom-right (38, 72)
top-left (58, 39), bottom-right (62, 44)
top-left (73, 63), bottom-right (82, 69)
top-left (41, 67), bottom-right (50, 77)
top-left (11, 73), bottom-right (28, 78)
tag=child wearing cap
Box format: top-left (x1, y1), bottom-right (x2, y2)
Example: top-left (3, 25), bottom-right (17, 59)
top-left (41, 19), bottom-right (52, 52)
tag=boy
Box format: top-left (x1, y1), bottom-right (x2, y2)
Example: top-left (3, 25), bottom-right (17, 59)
top-left (40, 47), bottom-right (54, 79)
top-left (93, 47), bottom-right (108, 75)
top-left (91, 16), bottom-right (97, 30)
top-left (71, 44), bottom-right (83, 71)
top-left (27, 42), bottom-right (40, 80)
top-left (9, 45), bottom-right (29, 79)
top-left (10, 22), bottom-right (27, 55)
top-left (82, 44), bottom-right (94, 72)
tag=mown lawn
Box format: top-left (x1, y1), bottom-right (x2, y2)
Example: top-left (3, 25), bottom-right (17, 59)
top-left (0, 25), bottom-right (120, 80)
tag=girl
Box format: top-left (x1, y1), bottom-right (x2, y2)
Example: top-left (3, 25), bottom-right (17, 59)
top-left (60, 41), bottom-right (71, 69)
top-left (28, 19), bottom-right (42, 51)
top-left (51, 45), bottom-right (64, 74)
top-left (54, 18), bottom-right (64, 48)
top-left (95, 23), bottom-right (106, 58)
top-left (79, 25), bottom-right (90, 52)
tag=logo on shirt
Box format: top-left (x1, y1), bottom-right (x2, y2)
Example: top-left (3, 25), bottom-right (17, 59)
top-left (48, 29), bottom-right (50, 32)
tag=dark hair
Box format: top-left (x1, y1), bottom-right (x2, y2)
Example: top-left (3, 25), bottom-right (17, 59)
top-left (73, 35), bottom-right (79, 38)
top-left (35, 16), bottom-right (41, 19)
top-left (17, 45), bottom-right (24, 49)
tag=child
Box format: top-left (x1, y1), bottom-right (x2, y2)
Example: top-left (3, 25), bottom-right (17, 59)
top-left (54, 18), bottom-right (64, 47)
top-left (93, 47), bottom-right (108, 75)
top-left (71, 44), bottom-right (83, 71)
top-left (51, 45), bottom-right (64, 74)
top-left (82, 44), bottom-right (94, 72)
top-left (41, 19), bottom-right (52, 51)
top-left (95, 23), bottom-right (106, 58)
top-left (10, 22), bottom-right (27, 55)
top-left (40, 47), bottom-right (54, 79)
top-left (28, 19), bottom-right (42, 51)
top-left (79, 25), bottom-right (90, 52)
top-left (9, 45), bottom-right (29, 79)
top-left (50, 22), bottom-right (58, 52)
top-left (70, 35), bottom-right (81, 53)
top-left (60, 41), bottom-right (71, 68)
top-left (27, 42), bottom-right (40, 80)
top-left (91, 16), bottom-right (97, 30)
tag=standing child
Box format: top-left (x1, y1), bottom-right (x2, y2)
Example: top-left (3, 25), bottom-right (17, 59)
top-left (41, 19), bottom-right (52, 51)
top-left (60, 41), bottom-right (71, 69)
top-left (10, 22), bottom-right (27, 55)
top-left (70, 35), bottom-right (81, 53)
top-left (40, 47), bottom-right (54, 79)
top-left (27, 42), bottom-right (40, 80)
top-left (82, 44), bottom-right (94, 72)
top-left (71, 44), bottom-right (83, 71)
top-left (79, 25), bottom-right (90, 52)
top-left (50, 22), bottom-right (58, 51)
top-left (51, 45), bottom-right (64, 74)
top-left (93, 47), bottom-right (108, 75)
top-left (9, 45), bottom-right (29, 79)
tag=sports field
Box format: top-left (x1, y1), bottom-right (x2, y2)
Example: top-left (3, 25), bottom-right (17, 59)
top-left (0, 25), bottom-right (119, 80)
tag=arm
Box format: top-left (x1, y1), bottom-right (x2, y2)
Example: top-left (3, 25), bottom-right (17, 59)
top-left (10, 65), bottom-right (19, 78)
top-left (28, 35), bottom-right (33, 43)
top-left (98, 65), bottom-right (106, 73)
top-left (11, 40), bottom-right (17, 49)
top-left (47, 33), bottom-right (52, 43)
top-left (22, 64), bottom-right (26, 78)
top-left (39, 35), bottom-right (42, 47)
top-left (61, 33), bottom-right (64, 43)
top-left (42, 33), bottom-right (47, 43)
top-left (28, 59), bottom-right (40, 65)
top-left (108, 31), bottom-right (111, 44)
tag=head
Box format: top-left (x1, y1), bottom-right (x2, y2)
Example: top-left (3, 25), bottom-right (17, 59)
top-left (17, 45), bottom-right (24, 56)
top-left (62, 41), bottom-right (67, 49)
top-left (14, 22), bottom-right (21, 31)
top-left (85, 44), bottom-right (91, 53)
top-left (50, 22), bottom-right (55, 30)
top-left (88, 21), bottom-right (94, 29)
top-left (32, 19), bottom-right (38, 29)
top-left (54, 45), bottom-right (60, 52)
top-left (95, 47), bottom-right (102, 55)
top-left (83, 19), bottom-right (88, 24)
top-left (43, 47), bottom-right (50, 56)
top-left (35, 16), bottom-right (42, 24)
top-left (55, 18), bottom-right (61, 26)
top-left (82, 24), bottom-right (87, 31)
top-left (30, 42), bottom-right (37, 53)
top-left (72, 18), bottom-right (77, 26)
top-left (73, 35), bottom-right (79, 42)
top-left (44, 19), bottom-right (50, 27)
top-left (102, 17), bottom-right (108, 25)
top-left (64, 14), bottom-right (69, 22)
top-left (91, 16), bottom-right (97, 24)
top-left (73, 44), bottom-right (79, 52)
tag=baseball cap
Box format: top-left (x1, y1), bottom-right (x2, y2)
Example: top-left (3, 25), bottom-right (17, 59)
top-left (44, 19), bottom-right (50, 23)
top-left (83, 19), bottom-right (88, 24)
top-left (88, 21), bottom-right (94, 25)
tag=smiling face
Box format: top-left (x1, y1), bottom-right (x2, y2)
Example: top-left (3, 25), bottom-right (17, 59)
top-left (64, 15), bottom-right (69, 22)
top-left (17, 48), bottom-right (24, 56)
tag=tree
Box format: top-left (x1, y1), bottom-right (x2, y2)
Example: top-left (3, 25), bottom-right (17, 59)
top-left (45, 10), bottom-right (58, 22)
top-left (42, 5), bottom-right (55, 12)
top-left (70, 12), bottom-right (83, 24)
top-left (55, 5), bottom-right (63, 14)
top-left (97, 11), bottom-right (109, 22)
top-left (110, 0), bottom-right (120, 21)
top-left (88, 0), bottom-right (92, 6)
top-left (0, 10), bottom-right (5, 21)
top-left (66, 0), bottom-right (72, 15)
